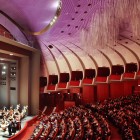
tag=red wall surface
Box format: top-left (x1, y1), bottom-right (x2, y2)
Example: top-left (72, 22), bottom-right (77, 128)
top-left (110, 82), bottom-right (124, 98)
top-left (82, 85), bottom-right (95, 104)
top-left (97, 84), bottom-right (109, 102)
top-left (40, 79), bottom-right (139, 110)
top-left (123, 80), bottom-right (138, 96)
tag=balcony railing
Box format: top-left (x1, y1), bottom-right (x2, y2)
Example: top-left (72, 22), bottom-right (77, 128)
top-left (0, 29), bottom-right (33, 47)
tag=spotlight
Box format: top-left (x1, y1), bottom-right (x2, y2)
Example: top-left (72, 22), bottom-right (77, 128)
top-left (48, 45), bottom-right (53, 49)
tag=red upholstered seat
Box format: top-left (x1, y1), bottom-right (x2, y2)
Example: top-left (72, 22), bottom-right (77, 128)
top-left (96, 77), bottom-right (107, 82)
top-left (47, 85), bottom-right (56, 90)
top-left (57, 82), bottom-right (67, 89)
top-left (109, 75), bottom-right (122, 81)
top-left (69, 81), bottom-right (80, 86)
top-left (83, 79), bottom-right (94, 84)
top-left (137, 71), bottom-right (140, 76)
top-left (123, 72), bottom-right (135, 79)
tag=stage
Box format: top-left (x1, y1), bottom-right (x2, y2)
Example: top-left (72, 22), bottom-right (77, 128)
top-left (0, 116), bottom-right (34, 140)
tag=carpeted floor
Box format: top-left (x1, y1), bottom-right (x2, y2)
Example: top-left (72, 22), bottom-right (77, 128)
top-left (17, 121), bottom-right (39, 140)
top-left (110, 123), bottom-right (122, 140)
top-left (17, 125), bottom-right (36, 140)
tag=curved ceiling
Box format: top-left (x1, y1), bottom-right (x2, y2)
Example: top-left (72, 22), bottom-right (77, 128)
top-left (0, 0), bottom-right (140, 78)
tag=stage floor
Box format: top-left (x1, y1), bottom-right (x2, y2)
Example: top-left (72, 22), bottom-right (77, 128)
top-left (0, 116), bottom-right (34, 140)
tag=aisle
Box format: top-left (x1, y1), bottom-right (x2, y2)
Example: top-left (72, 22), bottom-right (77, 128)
top-left (110, 123), bottom-right (122, 140)
top-left (19, 116), bottom-right (36, 140)
top-left (18, 125), bottom-right (36, 140)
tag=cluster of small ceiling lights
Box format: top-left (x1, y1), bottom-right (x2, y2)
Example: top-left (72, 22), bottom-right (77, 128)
top-left (50, 16), bottom-right (58, 26)
top-left (49, 0), bottom-right (62, 26)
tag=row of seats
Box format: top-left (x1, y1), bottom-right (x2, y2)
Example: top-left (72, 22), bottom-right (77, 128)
top-left (29, 94), bottom-right (140, 140)
top-left (102, 95), bottom-right (140, 140)
top-left (86, 94), bottom-right (140, 140)
top-left (29, 105), bottom-right (111, 140)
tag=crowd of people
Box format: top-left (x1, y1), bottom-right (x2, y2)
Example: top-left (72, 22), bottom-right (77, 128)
top-left (29, 106), bottom-right (111, 140)
top-left (0, 104), bottom-right (28, 136)
top-left (86, 94), bottom-right (140, 140)
top-left (29, 94), bottom-right (140, 140)
top-left (101, 94), bottom-right (140, 140)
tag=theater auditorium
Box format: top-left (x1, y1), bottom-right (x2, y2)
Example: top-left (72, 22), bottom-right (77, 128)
top-left (0, 0), bottom-right (140, 140)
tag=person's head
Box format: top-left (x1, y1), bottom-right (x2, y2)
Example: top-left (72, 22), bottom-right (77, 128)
top-left (9, 117), bottom-right (13, 122)
top-left (1, 120), bottom-right (5, 124)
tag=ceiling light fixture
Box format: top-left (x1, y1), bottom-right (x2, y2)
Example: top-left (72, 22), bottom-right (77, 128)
top-left (48, 45), bottom-right (53, 49)
top-left (52, 1), bottom-right (60, 8)
top-left (19, 0), bottom-right (62, 35)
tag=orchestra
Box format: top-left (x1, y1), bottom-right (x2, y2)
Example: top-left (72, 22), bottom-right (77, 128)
top-left (0, 104), bottom-right (28, 136)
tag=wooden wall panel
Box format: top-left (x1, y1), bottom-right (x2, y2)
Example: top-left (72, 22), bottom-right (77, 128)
top-left (97, 84), bottom-right (109, 101)
top-left (110, 82), bottom-right (124, 98)
top-left (82, 85), bottom-right (95, 104)
top-left (123, 80), bottom-right (138, 96)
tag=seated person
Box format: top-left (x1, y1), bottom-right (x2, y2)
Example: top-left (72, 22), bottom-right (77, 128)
top-left (0, 120), bottom-right (8, 132)
top-left (8, 118), bottom-right (17, 135)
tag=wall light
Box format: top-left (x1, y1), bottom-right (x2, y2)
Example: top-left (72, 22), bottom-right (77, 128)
top-left (3, 66), bottom-right (6, 69)
top-left (2, 71), bottom-right (6, 75)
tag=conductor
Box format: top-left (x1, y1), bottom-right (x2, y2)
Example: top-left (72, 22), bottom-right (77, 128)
top-left (8, 120), bottom-right (13, 136)
top-left (8, 119), bottom-right (17, 136)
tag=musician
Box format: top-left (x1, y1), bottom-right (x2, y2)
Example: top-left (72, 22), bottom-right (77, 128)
top-left (3, 106), bottom-right (7, 112)
top-left (20, 105), bottom-right (28, 119)
top-left (0, 110), bottom-right (3, 119)
top-left (14, 108), bottom-right (21, 121)
top-left (8, 118), bottom-right (17, 135)
top-left (13, 115), bottom-right (21, 130)
top-left (8, 119), bottom-right (13, 136)
top-left (16, 104), bottom-right (20, 111)
top-left (0, 120), bottom-right (8, 132)
top-left (9, 106), bottom-right (14, 116)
